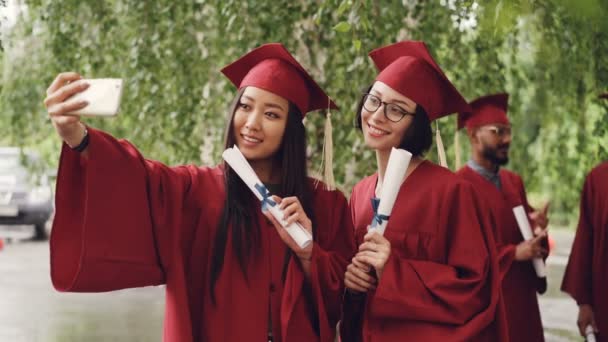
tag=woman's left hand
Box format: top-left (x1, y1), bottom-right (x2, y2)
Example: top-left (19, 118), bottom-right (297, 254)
top-left (263, 195), bottom-right (313, 262)
top-left (355, 230), bottom-right (391, 280)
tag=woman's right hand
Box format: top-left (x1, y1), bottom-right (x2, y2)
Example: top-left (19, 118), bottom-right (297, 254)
top-left (44, 72), bottom-right (90, 147)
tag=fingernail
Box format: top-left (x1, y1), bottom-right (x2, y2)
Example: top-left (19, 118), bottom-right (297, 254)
top-left (80, 100), bottom-right (89, 106)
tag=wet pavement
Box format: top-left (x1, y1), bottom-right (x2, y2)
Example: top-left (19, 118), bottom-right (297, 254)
top-left (540, 229), bottom-right (582, 341)
top-left (0, 226), bottom-right (164, 342)
top-left (0, 226), bottom-right (584, 341)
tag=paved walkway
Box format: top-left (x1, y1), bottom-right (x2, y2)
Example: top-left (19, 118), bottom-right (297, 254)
top-left (0, 226), bottom-right (585, 341)
top-left (0, 227), bottom-right (164, 342)
top-left (540, 229), bottom-right (582, 341)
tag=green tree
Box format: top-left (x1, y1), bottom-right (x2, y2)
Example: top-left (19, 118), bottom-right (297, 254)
top-left (1, 0), bottom-right (606, 226)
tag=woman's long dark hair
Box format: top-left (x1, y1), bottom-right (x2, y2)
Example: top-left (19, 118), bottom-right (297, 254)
top-left (209, 88), bottom-right (316, 303)
top-left (355, 85), bottom-right (433, 156)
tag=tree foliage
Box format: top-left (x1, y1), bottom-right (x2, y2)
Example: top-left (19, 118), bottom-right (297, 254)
top-left (1, 0), bottom-right (606, 225)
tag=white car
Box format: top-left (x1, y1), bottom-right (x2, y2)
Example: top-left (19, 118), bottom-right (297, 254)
top-left (0, 147), bottom-right (54, 240)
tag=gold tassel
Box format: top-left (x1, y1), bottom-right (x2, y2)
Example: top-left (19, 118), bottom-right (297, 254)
top-left (436, 121), bottom-right (448, 168)
top-left (454, 128), bottom-right (462, 170)
top-left (322, 110), bottom-right (336, 190)
top-left (314, 100), bottom-right (336, 191)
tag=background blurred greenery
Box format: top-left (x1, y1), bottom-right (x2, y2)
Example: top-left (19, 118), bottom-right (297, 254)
top-left (1, 0), bottom-right (606, 226)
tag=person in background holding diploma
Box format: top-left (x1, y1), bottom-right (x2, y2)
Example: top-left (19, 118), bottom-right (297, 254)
top-left (561, 92), bottom-right (608, 342)
top-left (456, 93), bottom-right (549, 342)
top-left (340, 41), bottom-right (507, 341)
top-left (43, 43), bottom-right (355, 342)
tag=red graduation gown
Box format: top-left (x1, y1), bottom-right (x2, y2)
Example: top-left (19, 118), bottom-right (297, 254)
top-left (457, 165), bottom-right (546, 342)
top-left (347, 161), bottom-right (507, 341)
top-left (562, 162), bottom-right (608, 341)
top-left (50, 128), bottom-right (356, 342)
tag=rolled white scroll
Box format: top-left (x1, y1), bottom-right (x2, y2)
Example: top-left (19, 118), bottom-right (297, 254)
top-left (585, 325), bottom-right (597, 342)
top-left (368, 148), bottom-right (412, 236)
top-left (512, 205), bottom-right (547, 278)
top-left (222, 145), bottom-right (313, 248)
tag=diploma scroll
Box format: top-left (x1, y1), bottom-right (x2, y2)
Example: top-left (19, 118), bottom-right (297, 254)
top-left (368, 148), bottom-right (412, 236)
top-left (585, 325), bottom-right (597, 342)
top-left (512, 205), bottom-right (547, 278)
top-left (222, 146), bottom-right (313, 249)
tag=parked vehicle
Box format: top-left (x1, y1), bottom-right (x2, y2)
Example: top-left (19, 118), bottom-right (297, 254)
top-left (0, 147), bottom-right (54, 240)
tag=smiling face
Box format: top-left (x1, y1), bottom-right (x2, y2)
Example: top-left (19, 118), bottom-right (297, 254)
top-left (232, 86), bottom-right (289, 162)
top-left (361, 81), bottom-right (418, 152)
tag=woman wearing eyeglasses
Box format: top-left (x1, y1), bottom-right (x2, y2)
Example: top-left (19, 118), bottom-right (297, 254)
top-left (340, 41), bottom-right (508, 341)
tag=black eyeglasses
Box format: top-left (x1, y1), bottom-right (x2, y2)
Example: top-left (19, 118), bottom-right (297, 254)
top-left (361, 93), bottom-right (415, 122)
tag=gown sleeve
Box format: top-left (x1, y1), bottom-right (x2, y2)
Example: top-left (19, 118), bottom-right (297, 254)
top-left (282, 188), bottom-right (356, 342)
top-left (476, 189), bottom-right (516, 282)
top-left (51, 127), bottom-right (200, 292)
top-left (561, 172), bottom-right (594, 305)
top-left (514, 174), bottom-right (548, 294)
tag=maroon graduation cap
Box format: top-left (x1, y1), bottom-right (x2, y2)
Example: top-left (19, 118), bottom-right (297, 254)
top-left (458, 93), bottom-right (510, 130)
top-left (369, 40), bottom-right (471, 121)
top-left (221, 43), bottom-right (337, 115)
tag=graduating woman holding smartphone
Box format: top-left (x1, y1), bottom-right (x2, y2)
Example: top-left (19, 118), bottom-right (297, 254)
top-left (340, 41), bottom-right (508, 341)
top-left (44, 43), bottom-right (355, 342)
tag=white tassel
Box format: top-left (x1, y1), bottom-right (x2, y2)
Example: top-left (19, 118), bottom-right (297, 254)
top-left (436, 121), bottom-right (448, 168)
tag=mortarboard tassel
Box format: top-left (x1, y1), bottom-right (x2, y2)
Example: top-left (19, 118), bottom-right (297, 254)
top-left (435, 121), bottom-right (448, 168)
top-left (322, 107), bottom-right (336, 190)
top-left (314, 99), bottom-right (336, 191)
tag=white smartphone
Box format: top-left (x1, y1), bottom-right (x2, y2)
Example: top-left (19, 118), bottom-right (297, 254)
top-left (68, 78), bottom-right (124, 117)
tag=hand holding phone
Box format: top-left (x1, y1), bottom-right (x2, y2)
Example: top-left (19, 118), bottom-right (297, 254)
top-left (68, 78), bottom-right (124, 117)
